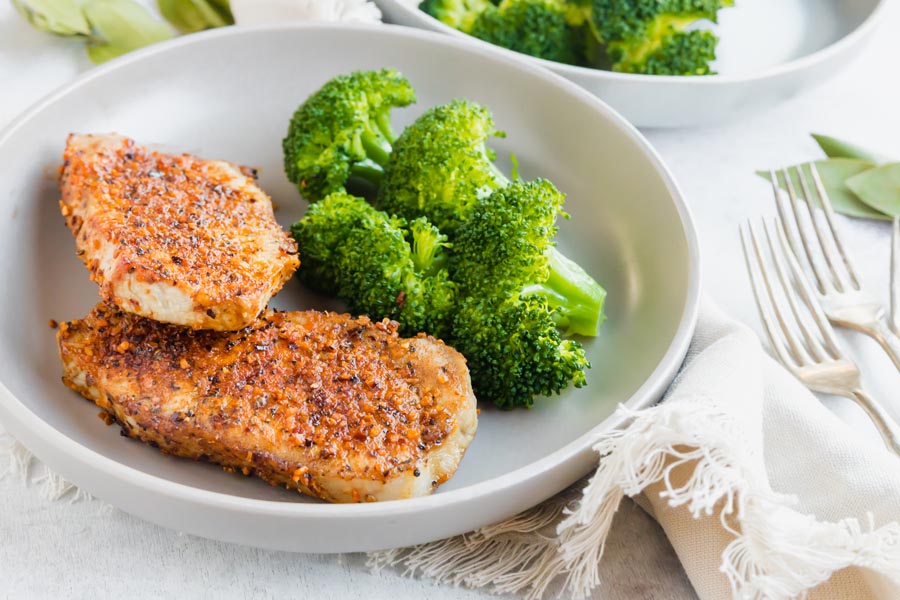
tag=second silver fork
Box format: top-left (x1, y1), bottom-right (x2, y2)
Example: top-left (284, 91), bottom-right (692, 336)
top-left (770, 164), bottom-right (900, 370)
top-left (741, 219), bottom-right (900, 456)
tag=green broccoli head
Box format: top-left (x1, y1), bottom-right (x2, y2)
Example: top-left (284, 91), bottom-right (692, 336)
top-left (421, 0), bottom-right (495, 32)
top-left (589, 0), bottom-right (728, 41)
top-left (378, 99), bottom-right (507, 235)
top-left (290, 192), bottom-right (455, 337)
top-left (608, 28), bottom-right (718, 75)
top-left (452, 179), bottom-right (562, 298)
top-left (469, 0), bottom-right (586, 66)
top-left (282, 69), bottom-right (416, 202)
top-left (587, 0), bottom-right (730, 75)
top-left (447, 182), bottom-right (602, 409)
top-left (452, 180), bottom-right (606, 337)
top-left (421, 0), bottom-right (730, 74)
top-left (452, 295), bottom-right (590, 409)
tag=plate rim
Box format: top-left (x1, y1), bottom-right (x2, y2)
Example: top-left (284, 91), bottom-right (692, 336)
top-left (0, 22), bottom-right (701, 519)
top-left (377, 0), bottom-right (889, 85)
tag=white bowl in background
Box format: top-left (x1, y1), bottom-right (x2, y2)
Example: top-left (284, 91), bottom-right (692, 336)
top-left (377, 0), bottom-right (887, 128)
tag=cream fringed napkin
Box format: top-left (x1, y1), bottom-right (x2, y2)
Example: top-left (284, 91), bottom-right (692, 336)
top-left (368, 300), bottom-right (900, 600)
top-left (3, 300), bottom-right (900, 599)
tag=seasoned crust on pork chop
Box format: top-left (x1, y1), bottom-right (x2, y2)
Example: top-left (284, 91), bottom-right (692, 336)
top-left (59, 134), bottom-right (299, 331)
top-left (57, 304), bottom-right (478, 502)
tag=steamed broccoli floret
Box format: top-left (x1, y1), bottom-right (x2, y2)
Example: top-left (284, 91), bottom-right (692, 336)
top-left (380, 103), bottom-right (606, 408)
top-left (381, 100), bottom-right (606, 335)
top-left (453, 180), bottom-right (606, 336)
top-left (378, 99), bottom-right (507, 235)
top-left (452, 295), bottom-right (590, 409)
top-left (421, 0), bottom-right (494, 32)
top-left (609, 28), bottom-right (718, 75)
top-left (449, 180), bottom-right (604, 409)
top-left (286, 72), bottom-right (608, 410)
top-left (290, 192), bottom-right (455, 337)
top-left (587, 0), bottom-right (731, 74)
top-left (282, 69), bottom-right (415, 201)
top-left (588, 0), bottom-right (725, 41)
top-left (469, 0), bottom-right (585, 66)
top-left (421, 0), bottom-right (731, 74)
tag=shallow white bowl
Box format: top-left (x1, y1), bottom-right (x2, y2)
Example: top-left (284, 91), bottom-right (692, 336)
top-left (378, 0), bottom-right (887, 128)
top-left (0, 23), bottom-right (699, 552)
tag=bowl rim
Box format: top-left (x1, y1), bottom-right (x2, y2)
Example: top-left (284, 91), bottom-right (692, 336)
top-left (0, 22), bottom-right (701, 519)
top-left (378, 0), bottom-right (889, 85)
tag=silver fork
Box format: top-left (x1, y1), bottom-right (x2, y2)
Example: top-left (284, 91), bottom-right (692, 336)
top-left (741, 219), bottom-right (900, 456)
top-left (769, 165), bottom-right (900, 371)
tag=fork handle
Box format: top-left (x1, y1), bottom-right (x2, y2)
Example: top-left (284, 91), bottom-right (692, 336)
top-left (843, 320), bottom-right (900, 373)
top-left (871, 321), bottom-right (900, 374)
top-left (849, 389), bottom-right (900, 457)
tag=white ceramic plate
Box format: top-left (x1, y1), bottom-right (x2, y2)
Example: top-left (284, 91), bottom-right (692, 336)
top-left (0, 24), bottom-right (699, 552)
top-left (378, 0), bottom-right (887, 128)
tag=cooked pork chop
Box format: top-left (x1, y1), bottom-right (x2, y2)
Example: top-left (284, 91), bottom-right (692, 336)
top-left (57, 304), bottom-right (478, 502)
top-left (59, 134), bottom-right (299, 331)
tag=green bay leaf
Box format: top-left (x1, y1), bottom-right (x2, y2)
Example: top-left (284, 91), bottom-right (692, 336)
top-left (811, 133), bottom-right (890, 164)
top-left (158, 0), bottom-right (232, 33)
top-left (845, 163), bottom-right (900, 218)
top-left (756, 158), bottom-right (890, 221)
top-left (12, 0), bottom-right (91, 36)
top-left (83, 0), bottom-right (173, 63)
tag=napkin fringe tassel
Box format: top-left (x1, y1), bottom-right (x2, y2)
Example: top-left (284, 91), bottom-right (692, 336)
top-left (368, 402), bottom-right (900, 600)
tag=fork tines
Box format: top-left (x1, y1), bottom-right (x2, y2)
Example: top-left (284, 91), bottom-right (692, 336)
top-left (740, 218), bottom-right (842, 369)
top-left (769, 164), bottom-right (862, 295)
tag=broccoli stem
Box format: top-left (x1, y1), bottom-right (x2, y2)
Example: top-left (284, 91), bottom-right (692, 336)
top-left (374, 110), bottom-right (397, 142)
top-left (360, 129), bottom-right (393, 167)
top-left (349, 159), bottom-right (385, 187)
top-left (350, 128), bottom-right (395, 188)
top-left (522, 247), bottom-right (606, 336)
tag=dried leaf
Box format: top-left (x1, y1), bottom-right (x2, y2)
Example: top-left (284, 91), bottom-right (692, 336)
top-left (846, 164), bottom-right (900, 219)
top-left (811, 133), bottom-right (890, 164)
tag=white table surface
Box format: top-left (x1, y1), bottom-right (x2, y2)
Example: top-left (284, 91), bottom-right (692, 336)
top-left (2, 2), bottom-right (900, 599)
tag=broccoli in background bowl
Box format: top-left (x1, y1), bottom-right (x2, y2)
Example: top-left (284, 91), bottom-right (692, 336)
top-left (419, 0), bottom-right (733, 76)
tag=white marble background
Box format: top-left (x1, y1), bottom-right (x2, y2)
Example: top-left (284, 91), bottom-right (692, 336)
top-left (2, 1), bottom-right (899, 598)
